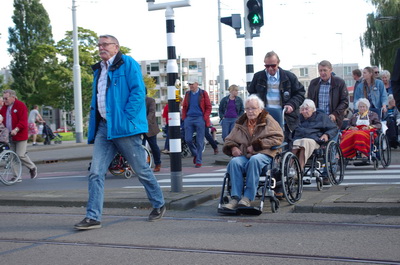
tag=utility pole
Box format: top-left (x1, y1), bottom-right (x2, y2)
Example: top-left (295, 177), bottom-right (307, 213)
top-left (217, 0), bottom-right (225, 102)
top-left (72, 0), bottom-right (84, 143)
top-left (147, 0), bottom-right (191, 192)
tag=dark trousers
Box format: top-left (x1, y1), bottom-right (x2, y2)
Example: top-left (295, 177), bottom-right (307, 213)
top-left (142, 134), bottom-right (161, 166)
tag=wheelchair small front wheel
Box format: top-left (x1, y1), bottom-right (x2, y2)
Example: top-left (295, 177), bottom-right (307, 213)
top-left (316, 177), bottom-right (323, 191)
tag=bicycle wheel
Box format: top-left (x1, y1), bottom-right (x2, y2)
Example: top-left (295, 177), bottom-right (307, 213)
top-left (0, 150), bottom-right (22, 186)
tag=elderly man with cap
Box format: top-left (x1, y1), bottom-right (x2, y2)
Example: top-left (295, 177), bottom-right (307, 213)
top-left (181, 79), bottom-right (212, 168)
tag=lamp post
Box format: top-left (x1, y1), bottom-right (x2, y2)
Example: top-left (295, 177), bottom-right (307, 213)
top-left (336, 32), bottom-right (344, 79)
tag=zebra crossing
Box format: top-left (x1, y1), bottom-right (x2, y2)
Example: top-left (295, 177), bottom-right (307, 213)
top-left (123, 166), bottom-right (400, 189)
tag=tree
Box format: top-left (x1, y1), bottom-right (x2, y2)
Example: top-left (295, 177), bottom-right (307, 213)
top-left (144, 74), bottom-right (157, 97)
top-left (360, 0), bottom-right (400, 72)
top-left (7, 0), bottom-right (54, 105)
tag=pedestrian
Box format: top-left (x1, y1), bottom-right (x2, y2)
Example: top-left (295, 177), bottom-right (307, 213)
top-left (28, 105), bottom-right (45, 146)
top-left (307, 60), bottom-right (348, 185)
top-left (161, 104), bottom-right (170, 154)
top-left (181, 80), bottom-right (212, 168)
top-left (247, 51), bottom-right (305, 147)
top-left (143, 94), bottom-right (162, 172)
top-left (372, 66), bottom-right (381, 80)
top-left (353, 66), bottom-right (388, 118)
top-left (0, 89), bottom-right (38, 181)
top-left (74, 35), bottom-right (165, 230)
top-left (352, 69), bottom-right (363, 98)
top-left (307, 60), bottom-right (349, 130)
top-left (381, 70), bottom-right (392, 95)
top-left (204, 126), bottom-right (218, 155)
top-left (219, 84), bottom-right (244, 141)
top-left (392, 48), bottom-right (400, 111)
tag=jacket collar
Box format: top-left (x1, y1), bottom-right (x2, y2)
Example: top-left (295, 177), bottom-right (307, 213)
top-left (92, 51), bottom-right (124, 71)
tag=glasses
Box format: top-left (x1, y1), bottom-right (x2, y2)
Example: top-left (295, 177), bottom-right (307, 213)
top-left (374, 71), bottom-right (379, 74)
top-left (245, 107), bottom-right (258, 112)
top-left (97, 42), bottom-right (116, 48)
top-left (2, 98), bottom-right (8, 101)
top-left (264, 64), bottom-right (277, 69)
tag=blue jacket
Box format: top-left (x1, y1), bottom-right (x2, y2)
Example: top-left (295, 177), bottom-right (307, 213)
top-left (88, 52), bottom-right (148, 144)
top-left (354, 79), bottom-right (388, 110)
top-left (293, 111), bottom-right (338, 142)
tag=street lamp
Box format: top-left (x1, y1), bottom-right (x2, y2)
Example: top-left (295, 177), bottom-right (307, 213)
top-left (336, 33), bottom-right (344, 79)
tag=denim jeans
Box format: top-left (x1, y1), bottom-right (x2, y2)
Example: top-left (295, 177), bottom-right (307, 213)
top-left (142, 134), bottom-right (161, 166)
top-left (184, 116), bottom-right (205, 164)
top-left (227, 153), bottom-right (272, 201)
top-left (221, 118), bottom-right (237, 141)
top-left (204, 127), bottom-right (218, 150)
top-left (86, 121), bottom-right (164, 221)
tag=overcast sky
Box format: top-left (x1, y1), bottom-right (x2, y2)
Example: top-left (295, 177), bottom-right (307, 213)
top-left (0, 0), bottom-right (376, 86)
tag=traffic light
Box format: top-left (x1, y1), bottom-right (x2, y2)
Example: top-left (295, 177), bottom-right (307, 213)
top-left (220, 14), bottom-right (242, 30)
top-left (247, 0), bottom-right (263, 29)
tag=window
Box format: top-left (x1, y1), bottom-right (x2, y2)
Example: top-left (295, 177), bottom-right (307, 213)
top-left (188, 61), bottom-right (197, 70)
top-left (344, 66), bottom-right (352, 76)
top-left (150, 63), bottom-right (159, 72)
top-left (299, 68), bottom-right (308, 77)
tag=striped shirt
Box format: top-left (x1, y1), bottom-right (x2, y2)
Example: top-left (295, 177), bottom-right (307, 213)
top-left (266, 71), bottom-right (281, 109)
top-left (97, 55), bottom-right (116, 120)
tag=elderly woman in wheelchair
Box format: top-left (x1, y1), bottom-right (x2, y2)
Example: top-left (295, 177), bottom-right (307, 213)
top-left (221, 95), bottom-right (284, 211)
top-left (291, 99), bottom-right (338, 170)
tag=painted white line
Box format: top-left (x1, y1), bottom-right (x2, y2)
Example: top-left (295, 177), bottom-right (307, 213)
top-left (158, 177), bottom-right (224, 183)
top-left (123, 184), bottom-right (222, 189)
top-left (39, 176), bottom-right (87, 180)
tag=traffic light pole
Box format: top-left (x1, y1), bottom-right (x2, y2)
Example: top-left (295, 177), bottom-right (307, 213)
top-left (244, 0), bottom-right (254, 90)
top-left (147, 0), bottom-right (191, 192)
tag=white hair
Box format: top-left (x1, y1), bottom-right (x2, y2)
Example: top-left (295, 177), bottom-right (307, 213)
top-left (300, 99), bottom-right (316, 111)
top-left (356, 98), bottom-right (371, 109)
top-left (245, 95), bottom-right (265, 110)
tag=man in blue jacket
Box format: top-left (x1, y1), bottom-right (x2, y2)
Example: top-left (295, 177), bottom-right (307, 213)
top-left (74, 35), bottom-right (165, 230)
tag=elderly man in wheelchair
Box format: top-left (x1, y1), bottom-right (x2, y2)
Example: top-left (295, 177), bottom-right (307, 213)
top-left (220, 95), bottom-right (284, 211)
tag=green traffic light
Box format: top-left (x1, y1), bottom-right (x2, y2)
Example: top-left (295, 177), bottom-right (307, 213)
top-left (251, 14), bottom-right (261, 25)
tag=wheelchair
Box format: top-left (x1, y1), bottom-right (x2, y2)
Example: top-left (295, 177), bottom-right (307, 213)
top-left (302, 140), bottom-right (345, 191)
top-left (217, 144), bottom-right (303, 215)
top-left (344, 129), bottom-right (391, 170)
top-left (0, 143), bottom-right (22, 186)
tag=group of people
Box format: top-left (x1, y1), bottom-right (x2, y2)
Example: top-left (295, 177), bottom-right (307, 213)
top-left (221, 51), bottom-right (398, 211)
top-left (67, 34), bottom-right (399, 228)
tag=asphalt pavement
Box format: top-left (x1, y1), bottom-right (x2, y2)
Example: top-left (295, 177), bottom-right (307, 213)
top-left (0, 138), bottom-right (399, 216)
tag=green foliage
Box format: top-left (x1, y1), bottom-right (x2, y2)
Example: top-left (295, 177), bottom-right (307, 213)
top-left (361, 0), bottom-right (400, 71)
top-left (144, 74), bottom-right (157, 98)
top-left (8, 0), bottom-right (54, 104)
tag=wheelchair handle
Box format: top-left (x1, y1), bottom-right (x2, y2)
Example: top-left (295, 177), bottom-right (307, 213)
top-left (281, 107), bottom-right (288, 131)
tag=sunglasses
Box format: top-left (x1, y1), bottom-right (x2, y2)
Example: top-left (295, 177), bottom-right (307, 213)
top-left (264, 64), bottom-right (277, 69)
top-left (375, 71), bottom-right (379, 74)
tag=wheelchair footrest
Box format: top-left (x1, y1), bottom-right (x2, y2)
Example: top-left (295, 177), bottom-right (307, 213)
top-left (236, 206), bottom-right (262, 216)
top-left (217, 207), bottom-right (239, 215)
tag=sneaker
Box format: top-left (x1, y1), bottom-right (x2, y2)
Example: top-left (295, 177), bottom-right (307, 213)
top-left (30, 167), bottom-right (37, 179)
top-left (303, 178), bottom-right (312, 185)
top-left (148, 205), bottom-right (166, 222)
top-left (74, 218), bottom-right (101, 230)
top-left (32, 143), bottom-right (37, 146)
top-left (161, 149), bottom-right (170, 154)
top-left (195, 163), bottom-right (202, 168)
top-left (238, 197), bottom-right (251, 207)
top-left (214, 148), bottom-right (219, 155)
top-left (322, 177), bottom-right (330, 186)
top-left (222, 198), bottom-right (238, 210)
top-left (153, 164), bottom-right (161, 172)
top-left (11, 177), bottom-right (22, 183)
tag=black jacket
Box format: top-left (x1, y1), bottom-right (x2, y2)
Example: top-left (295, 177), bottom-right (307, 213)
top-left (247, 68), bottom-right (305, 131)
top-left (293, 111), bottom-right (338, 143)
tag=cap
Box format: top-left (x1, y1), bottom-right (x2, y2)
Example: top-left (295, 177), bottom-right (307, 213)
top-left (187, 79), bottom-right (198, 85)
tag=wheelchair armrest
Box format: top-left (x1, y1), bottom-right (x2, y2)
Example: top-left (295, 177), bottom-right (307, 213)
top-left (271, 142), bottom-right (287, 150)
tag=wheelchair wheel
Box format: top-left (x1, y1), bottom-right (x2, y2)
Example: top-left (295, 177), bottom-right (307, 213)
top-left (143, 146), bottom-right (153, 168)
top-left (109, 154), bottom-right (125, 176)
top-left (325, 141), bottom-right (344, 185)
top-left (124, 169), bottom-right (133, 179)
top-left (316, 177), bottom-right (323, 191)
top-left (270, 198), bottom-right (279, 213)
top-left (281, 152), bottom-right (303, 205)
top-left (0, 150), bottom-right (22, 186)
top-left (378, 134), bottom-right (391, 168)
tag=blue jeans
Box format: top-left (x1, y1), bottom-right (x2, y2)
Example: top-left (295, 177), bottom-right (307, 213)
top-left (184, 116), bottom-right (205, 164)
top-left (142, 134), bottom-right (161, 166)
top-left (227, 153), bottom-right (272, 201)
top-left (86, 121), bottom-right (164, 221)
top-left (221, 118), bottom-right (236, 141)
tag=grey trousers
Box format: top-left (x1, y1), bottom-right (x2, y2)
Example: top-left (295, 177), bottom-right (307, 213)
top-left (10, 140), bottom-right (36, 170)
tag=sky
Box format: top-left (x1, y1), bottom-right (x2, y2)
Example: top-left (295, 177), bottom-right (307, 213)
top-left (0, 0), bottom-right (376, 87)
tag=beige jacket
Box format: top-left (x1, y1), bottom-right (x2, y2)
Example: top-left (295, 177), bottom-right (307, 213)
top-left (223, 110), bottom-right (284, 158)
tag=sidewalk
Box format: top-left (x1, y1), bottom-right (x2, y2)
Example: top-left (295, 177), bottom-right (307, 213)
top-left (0, 140), bottom-right (397, 216)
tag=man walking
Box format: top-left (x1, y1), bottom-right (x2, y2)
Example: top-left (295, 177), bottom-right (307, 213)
top-left (248, 51), bottom-right (305, 145)
top-left (181, 80), bottom-right (212, 168)
top-left (74, 35), bottom-right (165, 230)
top-left (1, 89), bottom-right (37, 181)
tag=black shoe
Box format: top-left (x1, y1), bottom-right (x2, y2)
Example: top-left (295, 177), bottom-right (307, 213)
top-left (74, 218), bottom-right (101, 230)
top-left (322, 177), bottom-right (330, 186)
top-left (303, 178), bottom-right (311, 185)
top-left (30, 167), bottom-right (37, 179)
top-left (148, 205), bottom-right (166, 222)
